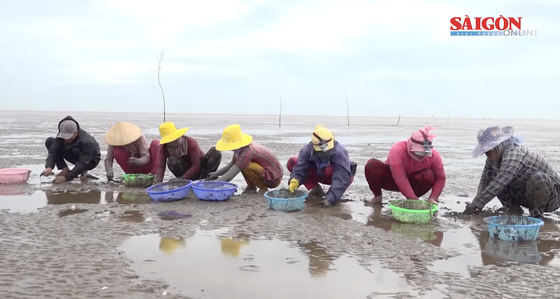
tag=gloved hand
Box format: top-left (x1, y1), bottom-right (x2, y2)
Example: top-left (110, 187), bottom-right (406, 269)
top-left (106, 170), bottom-right (114, 181)
top-left (288, 178), bottom-right (299, 193)
top-left (152, 177), bottom-right (162, 186)
top-left (463, 203), bottom-right (480, 215)
top-left (206, 172), bottom-right (219, 181)
top-left (129, 157), bottom-right (141, 167)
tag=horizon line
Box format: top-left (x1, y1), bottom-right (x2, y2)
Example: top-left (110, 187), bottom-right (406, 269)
top-left (0, 109), bottom-right (556, 121)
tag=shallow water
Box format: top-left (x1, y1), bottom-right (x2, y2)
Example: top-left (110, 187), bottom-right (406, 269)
top-left (120, 229), bottom-right (447, 299)
top-left (2, 111), bottom-right (560, 298)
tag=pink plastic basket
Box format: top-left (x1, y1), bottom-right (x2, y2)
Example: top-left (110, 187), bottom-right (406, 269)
top-left (0, 168), bottom-right (31, 184)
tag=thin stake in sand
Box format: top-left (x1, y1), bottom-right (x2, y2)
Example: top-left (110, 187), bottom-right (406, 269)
top-left (157, 49), bottom-right (166, 123)
top-left (279, 97), bottom-right (282, 128)
top-left (346, 97), bottom-right (350, 127)
top-left (396, 114), bottom-right (401, 126)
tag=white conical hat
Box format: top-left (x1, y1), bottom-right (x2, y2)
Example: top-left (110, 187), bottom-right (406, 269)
top-left (104, 121), bottom-right (142, 146)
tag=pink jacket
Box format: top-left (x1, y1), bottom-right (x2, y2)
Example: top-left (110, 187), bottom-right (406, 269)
top-left (386, 140), bottom-right (446, 200)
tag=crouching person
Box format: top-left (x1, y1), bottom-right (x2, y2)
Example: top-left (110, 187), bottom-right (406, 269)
top-left (41, 116), bottom-right (101, 183)
top-left (208, 124), bottom-right (283, 195)
top-left (464, 126), bottom-right (560, 218)
top-left (154, 122), bottom-right (221, 184)
top-left (103, 121), bottom-right (160, 181)
top-left (364, 126), bottom-right (446, 205)
top-left (287, 125), bottom-right (357, 208)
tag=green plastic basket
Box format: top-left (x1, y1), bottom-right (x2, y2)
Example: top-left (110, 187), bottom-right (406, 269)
top-left (388, 199), bottom-right (438, 224)
top-left (121, 174), bottom-right (155, 188)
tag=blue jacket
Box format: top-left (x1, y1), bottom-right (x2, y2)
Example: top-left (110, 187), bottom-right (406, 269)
top-left (290, 141), bottom-right (355, 204)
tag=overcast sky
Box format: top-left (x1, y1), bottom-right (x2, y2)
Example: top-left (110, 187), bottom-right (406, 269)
top-left (0, 0), bottom-right (558, 118)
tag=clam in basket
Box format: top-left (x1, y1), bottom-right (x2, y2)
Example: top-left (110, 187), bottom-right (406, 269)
top-left (191, 181), bottom-right (238, 201)
top-left (264, 189), bottom-right (307, 212)
top-left (121, 174), bottom-right (155, 188)
top-left (483, 215), bottom-right (544, 242)
top-left (145, 179), bottom-right (193, 202)
top-left (388, 199), bottom-right (438, 224)
top-left (0, 168), bottom-right (31, 185)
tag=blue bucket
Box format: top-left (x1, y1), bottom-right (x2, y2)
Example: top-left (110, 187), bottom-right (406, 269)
top-left (191, 181), bottom-right (238, 201)
top-left (145, 179), bottom-right (193, 202)
top-left (483, 215), bottom-right (544, 242)
top-left (264, 189), bottom-right (307, 212)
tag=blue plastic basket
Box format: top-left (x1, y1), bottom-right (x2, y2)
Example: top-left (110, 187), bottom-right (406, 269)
top-left (264, 189), bottom-right (307, 212)
top-left (145, 179), bottom-right (193, 202)
top-left (483, 215), bottom-right (544, 242)
top-left (191, 181), bottom-right (238, 201)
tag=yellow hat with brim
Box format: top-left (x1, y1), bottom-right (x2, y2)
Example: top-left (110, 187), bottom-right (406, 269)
top-left (311, 125), bottom-right (335, 152)
top-left (215, 124), bottom-right (253, 151)
top-left (159, 122), bottom-right (189, 145)
top-left (104, 121), bottom-right (142, 146)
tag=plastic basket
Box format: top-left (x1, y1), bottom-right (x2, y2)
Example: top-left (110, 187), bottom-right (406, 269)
top-left (121, 174), bottom-right (154, 187)
top-left (483, 237), bottom-right (542, 263)
top-left (483, 216), bottom-right (544, 242)
top-left (264, 189), bottom-right (307, 212)
top-left (145, 179), bottom-right (193, 202)
top-left (388, 199), bottom-right (438, 224)
top-left (0, 168), bottom-right (31, 184)
top-left (191, 181), bottom-right (238, 201)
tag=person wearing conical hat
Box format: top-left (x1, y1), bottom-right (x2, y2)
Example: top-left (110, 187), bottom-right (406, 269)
top-left (286, 125), bottom-right (357, 208)
top-left (364, 126), bottom-right (446, 205)
top-left (103, 121), bottom-right (160, 181)
top-left (207, 124), bottom-right (283, 195)
top-left (154, 122), bottom-right (222, 184)
top-left (464, 125), bottom-right (560, 218)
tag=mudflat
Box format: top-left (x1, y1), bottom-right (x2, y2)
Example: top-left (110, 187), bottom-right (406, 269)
top-left (1, 110), bottom-right (560, 299)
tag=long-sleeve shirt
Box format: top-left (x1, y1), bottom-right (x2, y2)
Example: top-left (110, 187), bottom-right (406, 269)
top-left (386, 140), bottom-right (446, 200)
top-left (290, 141), bottom-right (353, 204)
top-left (45, 115), bottom-right (101, 181)
top-left (233, 143), bottom-right (283, 183)
top-left (473, 143), bottom-right (560, 211)
top-left (156, 136), bottom-right (204, 182)
top-left (104, 134), bottom-right (150, 172)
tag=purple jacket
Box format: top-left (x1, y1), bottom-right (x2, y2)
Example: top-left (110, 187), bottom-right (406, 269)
top-left (290, 141), bottom-right (355, 204)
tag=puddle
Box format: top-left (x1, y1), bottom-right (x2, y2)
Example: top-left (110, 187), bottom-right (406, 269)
top-left (429, 217), bottom-right (560, 277)
top-left (158, 211), bottom-right (192, 221)
top-left (365, 204), bottom-right (444, 246)
top-left (46, 190), bottom-right (103, 205)
top-left (114, 192), bottom-right (153, 204)
top-left (120, 230), bottom-right (429, 298)
top-left (119, 210), bottom-right (147, 223)
top-left (58, 207), bottom-right (88, 217)
top-left (0, 190), bottom-right (46, 213)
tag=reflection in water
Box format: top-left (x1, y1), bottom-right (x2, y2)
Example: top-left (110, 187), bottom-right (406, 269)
top-left (473, 221), bottom-right (560, 266)
top-left (116, 192), bottom-right (152, 204)
top-left (366, 205), bottom-right (444, 246)
top-left (120, 231), bottom-right (420, 298)
top-left (45, 190), bottom-right (101, 205)
top-left (119, 210), bottom-right (146, 223)
top-left (159, 237), bottom-right (186, 254)
top-left (221, 234), bottom-right (250, 258)
top-left (297, 240), bottom-right (337, 277)
top-left (58, 208), bottom-right (88, 217)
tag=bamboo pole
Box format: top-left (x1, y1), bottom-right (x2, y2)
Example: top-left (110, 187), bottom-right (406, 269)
top-left (157, 49), bottom-right (166, 123)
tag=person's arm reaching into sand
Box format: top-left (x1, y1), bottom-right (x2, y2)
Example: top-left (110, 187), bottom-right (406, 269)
top-left (428, 151), bottom-right (446, 202)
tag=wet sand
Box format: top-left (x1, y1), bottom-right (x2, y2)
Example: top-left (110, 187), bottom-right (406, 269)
top-left (2, 111), bottom-right (560, 298)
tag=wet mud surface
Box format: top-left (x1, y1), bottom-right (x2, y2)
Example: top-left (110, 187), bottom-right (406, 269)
top-left (2, 111), bottom-right (560, 298)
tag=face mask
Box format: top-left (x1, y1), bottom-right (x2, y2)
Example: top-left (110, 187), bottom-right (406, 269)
top-left (315, 150), bottom-right (333, 161)
top-left (414, 151), bottom-right (432, 157)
